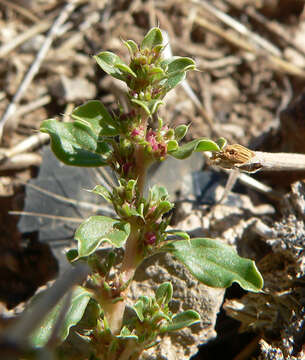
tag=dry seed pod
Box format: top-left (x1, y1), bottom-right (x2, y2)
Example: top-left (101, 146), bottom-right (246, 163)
top-left (211, 144), bottom-right (256, 170)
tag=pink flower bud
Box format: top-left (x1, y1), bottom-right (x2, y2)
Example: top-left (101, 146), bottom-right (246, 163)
top-left (146, 129), bottom-right (158, 151)
top-left (158, 143), bottom-right (167, 157)
top-left (131, 128), bottom-right (141, 137)
top-left (145, 231), bottom-right (156, 245)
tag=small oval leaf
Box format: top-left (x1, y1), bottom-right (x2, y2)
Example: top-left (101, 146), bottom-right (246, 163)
top-left (161, 310), bottom-right (200, 332)
top-left (216, 137), bottom-right (227, 150)
top-left (132, 299), bottom-right (145, 322)
top-left (174, 124), bottom-right (189, 141)
top-left (156, 282), bottom-right (173, 305)
top-left (166, 140), bottom-right (178, 152)
top-left (169, 138), bottom-right (220, 159)
top-left (31, 286), bottom-right (92, 347)
top-left (166, 57), bottom-right (196, 75)
top-left (75, 216), bottom-right (130, 257)
top-left (115, 63), bottom-right (137, 78)
top-left (118, 326), bottom-right (138, 340)
top-left (123, 39), bottom-right (139, 57)
top-left (160, 238), bottom-right (264, 292)
top-left (166, 230), bottom-right (190, 241)
top-left (141, 27), bottom-right (163, 50)
top-left (149, 185), bottom-right (169, 202)
top-left (163, 72), bottom-right (185, 92)
top-left (66, 249), bottom-right (79, 263)
top-left (91, 185), bottom-right (112, 203)
top-left (131, 99), bottom-right (164, 116)
top-left (40, 119), bottom-right (110, 167)
top-left (72, 100), bottom-right (119, 136)
top-left (94, 51), bottom-right (128, 81)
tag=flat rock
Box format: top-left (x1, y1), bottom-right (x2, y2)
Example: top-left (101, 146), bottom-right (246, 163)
top-left (50, 75), bottom-right (96, 102)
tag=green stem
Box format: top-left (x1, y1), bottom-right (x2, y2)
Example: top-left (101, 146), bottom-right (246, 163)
top-left (104, 144), bottom-right (148, 334)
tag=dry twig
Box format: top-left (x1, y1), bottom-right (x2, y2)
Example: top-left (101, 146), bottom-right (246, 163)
top-left (191, 0), bottom-right (305, 78)
top-left (211, 144), bottom-right (305, 173)
top-left (9, 211), bottom-right (83, 223)
top-left (0, 132), bottom-right (49, 162)
top-left (0, 19), bottom-right (53, 58)
top-left (18, 180), bottom-right (114, 215)
top-left (0, 0), bottom-right (81, 140)
top-left (0, 153), bottom-right (41, 170)
top-left (0, 0), bottom-right (39, 23)
top-left (161, 30), bottom-right (219, 136)
top-left (193, 0), bottom-right (281, 56)
top-left (14, 95), bottom-right (51, 119)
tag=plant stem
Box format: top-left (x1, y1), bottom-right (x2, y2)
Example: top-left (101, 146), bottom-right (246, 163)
top-left (105, 145), bottom-right (148, 334)
top-left (134, 144), bottom-right (147, 196)
top-left (118, 340), bottom-right (141, 360)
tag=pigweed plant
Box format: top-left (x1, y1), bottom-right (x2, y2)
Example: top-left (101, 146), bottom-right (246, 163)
top-left (32, 28), bottom-right (263, 359)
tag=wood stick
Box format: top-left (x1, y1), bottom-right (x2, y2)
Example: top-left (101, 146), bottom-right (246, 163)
top-left (0, 0), bottom-right (81, 139)
top-left (0, 153), bottom-right (41, 170)
top-left (240, 151), bottom-right (305, 172)
top-left (19, 180), bottom-right (115, 215)
top-left (0, 0), bottom-right (39, 23)
top-left (192, 2), bottom-right (305, 78)
top-left (0, 132), bottom-right (49, 163)
top-left (193, 0), bottom-right (281, 56)
top-left (9, 211), bottom-right (83, 223)
top-left (211, 144), bottom-right (305, 173)
top-left (0, 20), bottom-right (52, 58)
top-left (14, 95), bottom-right (51, 118)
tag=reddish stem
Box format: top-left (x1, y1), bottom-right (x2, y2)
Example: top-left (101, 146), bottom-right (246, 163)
top-left (104, 144), bottom-right (148, 334)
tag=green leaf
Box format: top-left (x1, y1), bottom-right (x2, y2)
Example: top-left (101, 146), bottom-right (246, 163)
top-left (131, 99), bottom-right (163, 116)
top-left (169, 138), bottom-right (220, 160)
top-left (125, 179), bottom-right (137, 201)
top-left (31, 286), bottom-right (92, 347)
top-left (138, 295), bottom-right (150, 307)
top-left (216, 137), bottom-right (227, 150)
top-left (66, 249), bottom-right (79, 263)
top-left (118, 326), bottom-right (138, 340)
top-left (161, 310), bottom-right (200, 332)
top-left (151, 310), bottom-right (171, 323)
top-left (40, 119), bottom-right (110, 167)
top-left (141, 27), bottom-right (163, 50)
top-left (163, 72), bottom-right (186, 92)
top-left (115, 63), bottom-right (137, 78)
top-left (156, 201), bottom-right (173, 215)
top-left (91, 185), bottom-right (112, 203)
top-left (160, 57), bottom-right (195, 93)
top-left (75, 216), bottom-right (130, 257)
top-left (94, 51), bottom-right (129, 81)
top-left (132, 299), bottom-right (145, 322)
top-left (166, 230), bottom-right (190, 241)
top-left (77, 298), bottom-right (101, 329)
top-left (137, 202), bottom-right (144, 218)
top-left (149, 185), bottom-right (169, 202)
top-left (166, 140), bottom-right (178, 152)
top-left (160, 238), bottom-right (264, 292)
top-left (166, 57), bottom-right (195, 75)
top-left (72, 100), bottom-right (119, 137)
top-left (156, 282), bottom-right (173, 305)
top-left (174, 124), bottom-right (189, 141)
top-left (123, 40), bottom-right (139, 57)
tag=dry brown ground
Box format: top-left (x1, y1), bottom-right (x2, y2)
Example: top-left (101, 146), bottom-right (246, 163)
top-left (0, 1), bottom-right (305, 359)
